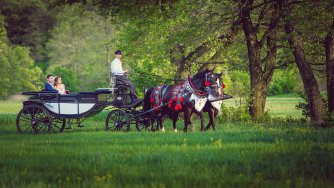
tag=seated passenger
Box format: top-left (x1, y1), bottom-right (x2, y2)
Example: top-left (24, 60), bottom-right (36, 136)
top-left (111, 50), bottom-right (139, 103)
top-left (53, 76), bottom-right (66, 94)
top-left (44, 74), bottom-right (58, 92)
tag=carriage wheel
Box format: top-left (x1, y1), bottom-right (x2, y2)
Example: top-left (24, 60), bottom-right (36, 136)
top-left (106, 109), bottom-right (130, 132)
top-left (16, 105), bottom-right (51, 134)
top-left (50, 117), bottom-right (66, 133)
top-left (135, 118), bottom-right (151, 131)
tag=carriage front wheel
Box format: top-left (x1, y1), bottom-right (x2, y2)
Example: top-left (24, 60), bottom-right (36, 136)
top-left (106, 109), bottom-right (130, 132)
top-left (16, 104), bottom-right (51, 134)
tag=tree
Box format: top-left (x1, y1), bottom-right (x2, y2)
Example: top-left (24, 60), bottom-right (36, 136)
top-left (47, 4), bottom-right (116, 91)
top-left (325, 13), bottom-right (334, 113)
top-left (232, 0), bottom-right (283, 121)
top-left (279, 0), bottom-right (325, 124)
top-left (0, 15), bottom-right (43, 99)
top-left (0, 0), bottom-right (55, 61)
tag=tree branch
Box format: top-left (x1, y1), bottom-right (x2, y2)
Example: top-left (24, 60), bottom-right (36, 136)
top-left (249, 0), bottom-right (275, 11)
top-left (310, 62), bottom-right (326, 66)
top-left (274, 60), bottom-right (295, 69)
top-left (258, 14), bottom-right (281, 47)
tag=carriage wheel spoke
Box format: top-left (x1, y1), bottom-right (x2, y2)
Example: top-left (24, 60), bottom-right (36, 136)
top-left (50, 117), bottom-right (66, 133)
top-left (106, 110), bottom-right (129, 131)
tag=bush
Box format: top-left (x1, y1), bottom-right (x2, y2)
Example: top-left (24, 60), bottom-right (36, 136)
top-left (268, 68), bottom-right (299, 96)
top-left (296, 92), bottom-right (334, 126)
top-left (219, 103), bottom-right (252, 123)
top-left (296, 92), bottom-right (327, 118)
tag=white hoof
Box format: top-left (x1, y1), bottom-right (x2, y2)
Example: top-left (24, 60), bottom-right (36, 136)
top-left (174, 129), bottom-right (178, 133)
top-left (161, 127), bottom-right (165, 133)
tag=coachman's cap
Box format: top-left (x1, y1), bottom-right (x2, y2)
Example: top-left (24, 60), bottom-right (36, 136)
top-left (115, 50), bottom-right (123, 55)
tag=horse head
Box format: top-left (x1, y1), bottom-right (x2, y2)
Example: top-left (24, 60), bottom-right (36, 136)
top-left (209, 72), bottom-right (224, 96)
top-left (191, 69), bottom-right (224, 97)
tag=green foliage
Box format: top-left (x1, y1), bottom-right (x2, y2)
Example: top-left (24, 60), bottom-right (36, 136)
top-left (46, 4), bottom-right (115, 91)
top-left (268, 68), bottom-right (299, 96)
top-left (296, 92), bottom-right (334, 126)
top-left (225, 70), bottom-right (250, 99)
top-left (0, 0), bottom-right (54, 61)
top-left (0, 19), bottom-right (43, 99)
top-left (219, 103), bottom-right (252, 123)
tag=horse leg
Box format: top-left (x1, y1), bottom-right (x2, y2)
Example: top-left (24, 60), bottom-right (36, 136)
top-left (150, 113), bottom-right (156, 132)
top-left (197, 112), bottom-right (205, 131)
top-left (155, 116), bottom-right (160, 131)
top-left (160, 115), bottom-right (165, 132)
top-left (183, 108), bottom-right (191, 133)
top-left (172, 112), bottom-right (178, 133)
top-left (205, 109), bottom-right (214, 131)
top-left (212, 109), bottom-right (219, 131)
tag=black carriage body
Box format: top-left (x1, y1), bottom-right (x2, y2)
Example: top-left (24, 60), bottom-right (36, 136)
top-left (21, 89), bottom-right (116, 119)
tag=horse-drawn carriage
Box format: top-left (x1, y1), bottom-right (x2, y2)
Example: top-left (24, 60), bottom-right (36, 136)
top-left (16, 76), bottom-right (150, 134)
top-left (16, 69), bottom-right (231, 134)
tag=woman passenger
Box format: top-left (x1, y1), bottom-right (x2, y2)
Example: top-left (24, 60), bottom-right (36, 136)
top-left (53, 76), bottom-right (66, 94)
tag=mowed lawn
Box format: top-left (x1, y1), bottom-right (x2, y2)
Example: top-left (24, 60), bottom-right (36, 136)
top-left (0, 96), bottom-right (333, 187)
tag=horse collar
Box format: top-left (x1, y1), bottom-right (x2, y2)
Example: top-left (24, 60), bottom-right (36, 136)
top-left (186, 76), bottom-right (206, 98)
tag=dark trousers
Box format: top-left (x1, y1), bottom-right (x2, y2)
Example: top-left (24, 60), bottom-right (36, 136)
top-left (115, 75), bottom-right (137, 97)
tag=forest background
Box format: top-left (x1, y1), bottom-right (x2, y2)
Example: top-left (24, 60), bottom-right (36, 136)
top-left (0, 0), bottom-right (333, 125)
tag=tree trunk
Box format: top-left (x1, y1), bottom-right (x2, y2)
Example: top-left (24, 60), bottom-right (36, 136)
top-left (325, 19), bottom-right (334, 112)
top-left (170, 44), bottom-right (188, 85)
top-left (285, 20), bottom-right (325, 124)
top-left (241, 6), bottom-right (277, 121)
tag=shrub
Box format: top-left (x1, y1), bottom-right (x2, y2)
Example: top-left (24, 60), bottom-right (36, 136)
top-left (268, 68), bottom-right (299, 96)
top-left (296, 92), bottom-right (333, 126)
top-left (219, 103), bottom-right (252, 123)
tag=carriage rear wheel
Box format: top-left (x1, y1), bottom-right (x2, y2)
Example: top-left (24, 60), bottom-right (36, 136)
top-left (16, 105), bottom-right (51, 134)
top-left (50, 117), bottom-right (66, 133)
top-left (106, 109), bottom-right (130, 132)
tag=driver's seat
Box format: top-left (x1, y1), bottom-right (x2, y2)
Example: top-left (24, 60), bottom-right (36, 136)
top-left (110, 73), bottom-right (132, 106)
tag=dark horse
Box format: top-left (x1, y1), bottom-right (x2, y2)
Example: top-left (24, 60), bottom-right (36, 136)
top-left (143, 69), bottom-right (221, 132)
top-left (191, 73), bottom-right (232, 131)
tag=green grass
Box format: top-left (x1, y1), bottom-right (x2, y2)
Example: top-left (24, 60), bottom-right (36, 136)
top-left (0, 101), bottom-right (23, 114)
top-left (223, 94), bottom-right (303, 118)
top-left (0, 96), bottom-right (333, 187)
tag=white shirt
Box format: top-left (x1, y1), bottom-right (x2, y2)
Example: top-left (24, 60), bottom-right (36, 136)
top-left (111, 58), bottom-right (124, 75)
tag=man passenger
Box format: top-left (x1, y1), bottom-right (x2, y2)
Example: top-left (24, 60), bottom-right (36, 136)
top-left (44, 74), bottom-right (58, 92)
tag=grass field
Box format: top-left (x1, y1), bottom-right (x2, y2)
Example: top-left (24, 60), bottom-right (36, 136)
top-left (0, 96), bottom-right (333, 187)
top-left (223, 93), bottom-right (303, 118)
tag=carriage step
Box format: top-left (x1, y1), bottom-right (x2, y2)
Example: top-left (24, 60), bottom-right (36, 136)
top-left (77, 125), bottom-right (85, 128)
